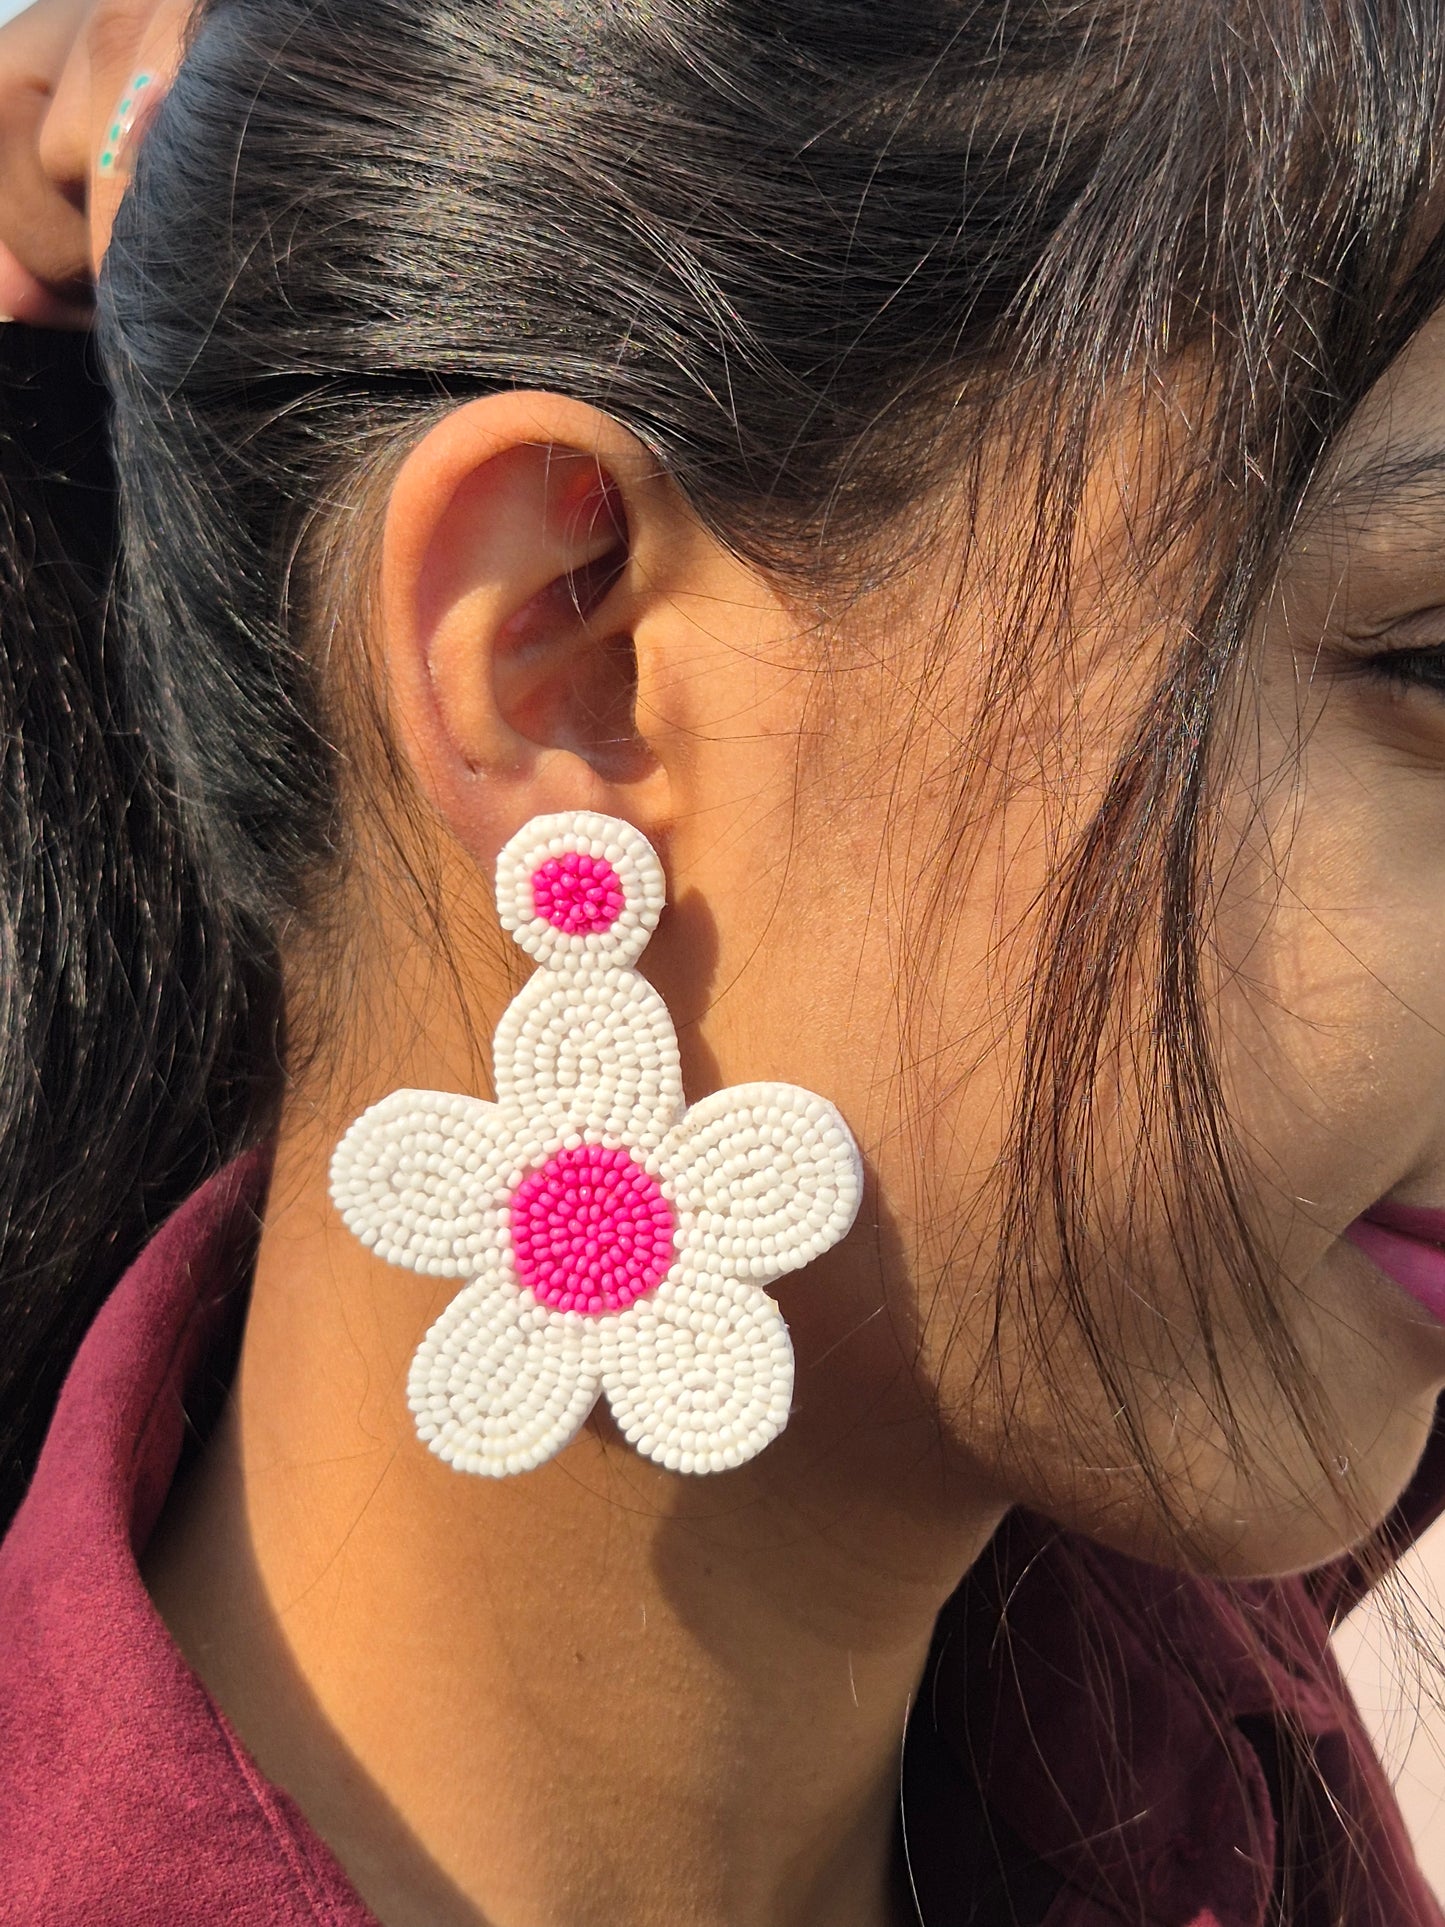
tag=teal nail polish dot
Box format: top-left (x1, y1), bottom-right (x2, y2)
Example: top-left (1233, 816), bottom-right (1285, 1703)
top-left (135, 74), bottom-right (151, 87)
top-left (100, 151), bottom-right (113, 169)
top-left (110, 124), bottom-right (121, 140)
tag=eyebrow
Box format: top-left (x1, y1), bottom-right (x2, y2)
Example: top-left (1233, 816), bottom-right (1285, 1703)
top-left (1321, 441), bottom-right (1445, 517)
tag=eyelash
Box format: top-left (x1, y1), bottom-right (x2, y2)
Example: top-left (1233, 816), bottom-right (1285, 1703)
top-left (1357, 644), bottom-right (1445, 696)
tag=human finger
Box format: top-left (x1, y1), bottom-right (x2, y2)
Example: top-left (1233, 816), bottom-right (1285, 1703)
top-left (0, 0), bottom-right (94, 311)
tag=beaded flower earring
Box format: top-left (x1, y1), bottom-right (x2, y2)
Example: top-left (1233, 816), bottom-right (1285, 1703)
top-left (330, 811), bottom-right (863, 1477)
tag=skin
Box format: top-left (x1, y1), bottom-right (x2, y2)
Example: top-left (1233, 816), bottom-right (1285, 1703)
top-left (10, 16), bottom-right (1445, 1925)
top-left (0, 0), bottom-right (185, 321)
top-left (139, 359), bottom-right (1445, 1927)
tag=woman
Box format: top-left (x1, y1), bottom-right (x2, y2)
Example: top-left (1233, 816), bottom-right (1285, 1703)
top-left (2, 1), bottom-right (1445, 1921)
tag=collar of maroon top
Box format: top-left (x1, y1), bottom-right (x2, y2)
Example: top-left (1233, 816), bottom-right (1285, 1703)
top-left (0, 1155), bottom-right (1439, 1927)
top-left (0, 1149), bottom-right (375, 1927)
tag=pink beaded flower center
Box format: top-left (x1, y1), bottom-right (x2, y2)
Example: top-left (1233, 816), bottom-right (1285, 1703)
top-left (531, 851), bottom-right (625, 934)
top-left (510, 1145), bottom-right (674, 1314)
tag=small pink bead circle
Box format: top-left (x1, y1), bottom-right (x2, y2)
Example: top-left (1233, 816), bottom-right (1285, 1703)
top-left (531, 851), bottom-right (626, 934)
top-left (510, 1145), bottom-right (674, 1314)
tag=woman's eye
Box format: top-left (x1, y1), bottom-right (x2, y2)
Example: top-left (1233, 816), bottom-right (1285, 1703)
top-left (1357, 643), bottom-right (1445, 696)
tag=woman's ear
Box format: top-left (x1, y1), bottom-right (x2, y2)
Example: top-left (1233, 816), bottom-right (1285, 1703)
top-left (380, 391), bottom-right (672, 860)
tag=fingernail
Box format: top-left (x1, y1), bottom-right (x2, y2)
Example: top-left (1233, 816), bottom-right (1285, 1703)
top-left (99, 71), bottom-right (154, 176)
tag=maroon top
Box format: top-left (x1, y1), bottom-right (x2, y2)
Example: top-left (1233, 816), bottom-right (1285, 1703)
top-left (0, 1153), bottom-right (1442, 1927)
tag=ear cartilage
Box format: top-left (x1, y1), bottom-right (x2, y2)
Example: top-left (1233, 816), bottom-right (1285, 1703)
top-left (99, 72), bottom-right (154, 175)
top-left (330, 809), bottom-right (862, 1476)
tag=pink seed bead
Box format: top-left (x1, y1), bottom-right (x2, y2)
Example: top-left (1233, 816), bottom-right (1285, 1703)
top-left (530, 850), bottom-right (627, 934)
top-left (510, 1144), bottom-right (674, 1314)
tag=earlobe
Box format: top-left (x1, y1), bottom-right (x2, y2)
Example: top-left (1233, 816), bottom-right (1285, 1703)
top-left (380, 393), bottom-right (664, 856)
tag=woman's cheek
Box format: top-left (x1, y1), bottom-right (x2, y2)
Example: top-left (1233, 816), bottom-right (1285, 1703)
top-left (1217, 709), bottom-right (1432, 1211)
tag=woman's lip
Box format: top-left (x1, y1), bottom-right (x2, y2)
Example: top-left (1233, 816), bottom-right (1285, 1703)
top-left (1343, 1212), bottom-right (1445, 1326)
top-left (1359, 1198), bottom-right (1445, 1244)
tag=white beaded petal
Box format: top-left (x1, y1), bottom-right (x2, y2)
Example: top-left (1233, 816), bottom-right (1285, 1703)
top-left (495, 810), bottom-right (664, 971)
top-left (599, 1275), bottom-right (795, 1473)
top-left (329, 1088), bottom-right (521, 1279)
top-left (492, 966), bottom-right (684, 1150)
top-left (408, 1283), bottom-right (603, 1477)
top-left (655, 1082), bottom-right (863, 1283)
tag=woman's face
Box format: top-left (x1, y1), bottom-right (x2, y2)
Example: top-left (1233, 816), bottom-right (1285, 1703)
top-left (610, 311), bottom-right (1445, 1578)
top-left (328, 309), bottom-right (1445, 1584)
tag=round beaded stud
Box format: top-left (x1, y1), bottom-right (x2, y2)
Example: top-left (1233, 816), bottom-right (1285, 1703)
top-left (330, 810), bottom-right (863, 1477)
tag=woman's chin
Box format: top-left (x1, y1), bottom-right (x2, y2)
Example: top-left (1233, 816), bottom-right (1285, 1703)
top-left (1031, 1389), bottom-right (1439, 1582)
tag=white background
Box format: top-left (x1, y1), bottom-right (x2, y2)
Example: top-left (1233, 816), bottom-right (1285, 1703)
top-left (1335, 1529), bottom-right (1445, 1895)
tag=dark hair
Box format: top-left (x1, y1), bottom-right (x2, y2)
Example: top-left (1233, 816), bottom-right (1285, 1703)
top-left (2, 0), bottom-right (1444, 1869)
top-left (0, 324), bottom-right (274, 1520)
top-left (91, 0), bottom-right (1445, 1515)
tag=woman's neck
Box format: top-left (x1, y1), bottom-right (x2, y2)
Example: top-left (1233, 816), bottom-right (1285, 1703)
top-left (143, 1125), bottom-right (1004, 1927)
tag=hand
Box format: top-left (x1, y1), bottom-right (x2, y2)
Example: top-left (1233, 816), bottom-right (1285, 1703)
top-left (0, 0), bottom-right (188, 326)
